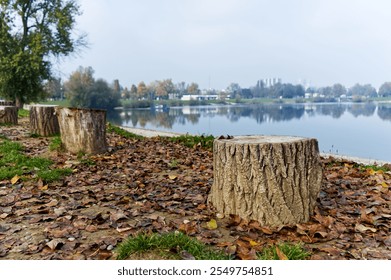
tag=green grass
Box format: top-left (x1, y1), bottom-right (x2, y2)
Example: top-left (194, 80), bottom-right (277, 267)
top-left (49, 136), bottom-right (63, 151)
top-left (257, 242), bottom-right (310, 260)
top-left (116, 232), bottom-right (310, 260)
top-left (361, 164), bottom-right (390, 172)
top-left (116, 232), bottom-right (231, 260)
top-left (169, 134), bottom-right (215, 150)
top-left (107, 122), bottom-right (144, 140)
top-left (0, 138), bottom-right (71, 182)
top-left (18, 109), bottom-right (29, 118)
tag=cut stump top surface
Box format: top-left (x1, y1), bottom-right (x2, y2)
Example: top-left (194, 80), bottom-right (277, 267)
top-left (217, 135), bottom-right (314, 144)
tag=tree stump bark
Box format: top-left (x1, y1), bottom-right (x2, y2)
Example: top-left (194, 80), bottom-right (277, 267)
top-left (208, 135), bottom-right (323, 227)
top-left (55, 107), bottom-right (107, 154)
top-left (0, 106), bottom-right (18, 125)
top-left (29, 105), bottom-right (60, 136)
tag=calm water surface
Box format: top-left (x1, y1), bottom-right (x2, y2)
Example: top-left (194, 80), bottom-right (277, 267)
top-left (108, 102), bottom-right (391, 162)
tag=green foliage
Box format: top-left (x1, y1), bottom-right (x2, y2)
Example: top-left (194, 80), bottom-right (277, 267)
top-left (122, 100), bottom-right (154, 109)
top-left (18, 109), bottom-right (29, 118)
top-left (116, 232), bottom-right (230, 260)
top-left (258, 243), bottom-right (310, 260)
top-left (49, 136), bottom-right (63, 151)
top-left (37, 168), bottom-right (72, 182)
top-left (107, 123), bottom-right (144, 140)
top-left (65, 67), bottom-right (121, 110)
top-left (169, 134), bottom-right (214, 150)
top-left (361, 164), bottom-right (390, 172)
top-left (0, 138), bottom-right (69, 182)
top-left (0, 0), bottom-right (85, 107)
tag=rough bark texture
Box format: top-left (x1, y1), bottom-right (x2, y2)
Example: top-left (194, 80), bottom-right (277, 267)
top-left (55, 107), bottom-right (107, 154)
top-left (0, 106), bottom-right (18, 125)
top-left (208, 135), bottom-right (323, 227)
top-left (29, 105), bottom-right (60, 136)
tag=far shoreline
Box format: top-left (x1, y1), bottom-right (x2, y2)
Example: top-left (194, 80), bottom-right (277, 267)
top-left (120, 126), bottom-right (391, 165)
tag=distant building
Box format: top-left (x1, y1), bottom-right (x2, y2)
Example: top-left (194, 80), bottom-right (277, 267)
top-left (181, 94), bottom-right (218, 101)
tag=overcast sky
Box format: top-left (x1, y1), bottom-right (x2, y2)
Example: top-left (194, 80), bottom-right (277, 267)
top-left (58, 0), bottom-right (391, 90)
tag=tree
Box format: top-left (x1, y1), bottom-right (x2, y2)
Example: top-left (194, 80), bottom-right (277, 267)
top-left (64, 66), bottom-right (120, 110)
top-left (89, 79), bottom-right (120, 110)
top-left (348, 83), bottom-right (377, 97)
top-left (226, 83), bottom-right (242, 99)
top-left (44, 77), bottom-right (63, 100)
top-left (156, 79), bottom-right (175, 99)
top-left (137, 81), bottom-right (148, 99)
top-left (331, 83), bottom-right (347, 97)
top-left (187, 82), bottom-right (200, 95)
top-left (112, 79), bottom-right (121, 96)
top-left (65, 66), bottom-right (94, 107)
top-left (379, 82), bottom-right (391, 97)
top-left (130, 84), bottom-right (137, 99)
top-left (0, 0), bottom-right (86, 108)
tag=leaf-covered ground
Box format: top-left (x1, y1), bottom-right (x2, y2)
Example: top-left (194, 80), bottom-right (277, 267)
top-left (1, 119), bottom-right (390, 260)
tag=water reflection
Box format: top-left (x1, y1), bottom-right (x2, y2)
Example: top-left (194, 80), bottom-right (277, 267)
top-left (111, 102), bottom-right (391, 129)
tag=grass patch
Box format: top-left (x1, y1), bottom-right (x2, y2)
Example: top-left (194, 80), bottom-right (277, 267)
top-left (107, 123), bottom-right (144, 140)
top-left (0, 138), bottom-right (71, 182)
top-left (257, 243), bottom-right (310, 260)
top-left (169, 134), bottom-right (214, 150)
top-left (18, 109), bottom-right (29, 118)
top-left (116, 232), bottom-right (231, 260)
top-left (361, 164), bottom-right (390, 172)
top-left (49, 136), bottom-right (63, 151)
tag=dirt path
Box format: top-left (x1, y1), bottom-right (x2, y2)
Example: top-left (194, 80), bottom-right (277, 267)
top-left (1, 119), bottom-right (390, 259)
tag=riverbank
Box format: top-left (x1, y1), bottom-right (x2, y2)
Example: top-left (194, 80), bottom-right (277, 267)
top-left (120, 126), bottom-right (391, 166)
top-left (1, 119), bottom-right (391, 260)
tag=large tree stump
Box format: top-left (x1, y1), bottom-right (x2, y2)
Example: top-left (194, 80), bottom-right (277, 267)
top-left (208, 135), bottom-right (323, 227)
top-left (29, 105), bottom-right (60, 136)
top-left (0, 106), bottom-right (18, 125)
top-left (55, 107), bottom-right (107, 154)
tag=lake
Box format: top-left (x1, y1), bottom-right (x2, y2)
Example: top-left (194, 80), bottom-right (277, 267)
top-left (108, 102), bottom-right (391, 162)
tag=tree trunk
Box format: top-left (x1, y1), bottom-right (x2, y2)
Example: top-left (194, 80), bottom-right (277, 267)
top-left (29, 105), bottom-right (60, 136)
top-left (208, 135), bottom-right (323, 227)
top-left (55, 107), bottom-right (107, 154)
top-left (0, 106), bottom-right (18, 125)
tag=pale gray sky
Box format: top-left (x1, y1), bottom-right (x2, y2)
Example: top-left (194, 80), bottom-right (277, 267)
top-left (58, 0), bottom-right (391, 90)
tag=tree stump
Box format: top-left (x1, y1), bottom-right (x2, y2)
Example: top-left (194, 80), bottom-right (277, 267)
top-left (0, 106), bottom-right (18, 125)
top-left (29, 105), bottom-right (60, 136)
top-left (208, 135), bottom-right (323, 227)
top-left (55, 107), bottom-right (107, 154)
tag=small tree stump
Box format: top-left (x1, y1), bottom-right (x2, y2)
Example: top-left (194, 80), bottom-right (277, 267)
top-left (0, 106), bottom-right (18, 125)
top-left (208, 135), bottom-right (323, 227)
top-left (29, 105), bottom-right (60, 136)
top-left (55, 107), bottom-right (107, 154)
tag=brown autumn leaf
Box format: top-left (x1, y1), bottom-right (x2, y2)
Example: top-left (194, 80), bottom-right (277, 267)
top-left (237, 247), bottom-right (257, 260)
top-left (355, 223), bottom-right (377, 233)
top-left (46, 239), bottom-right (64, 250)
top-left (275, 246), bottom-right (288, 260)
top-left (180, 250), bottom-right (196, 260)
top-left (10, 175), bottom-right (20, 185)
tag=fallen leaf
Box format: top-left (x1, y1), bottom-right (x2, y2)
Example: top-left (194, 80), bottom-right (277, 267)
top-left (168, 174), bottom-right (177, 180)
top-left (46, 239), bottom-right (63, 250)
top-left (116, 227), bottom-right (133, 233)
top-left (355, 223), bottom-right (377, 233)
top-left (276, 246), bottom-right (288, 260)
top-left (216, 213), bottom-right (225, 219)
top-left (206, 219), bottom-right (218, 230)
top-left (0, 213), bottom-right (9, 219)
top-left (180, 250), bottom-right (195, 260)
top-left (10, 175), bottom-right (20, 185)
